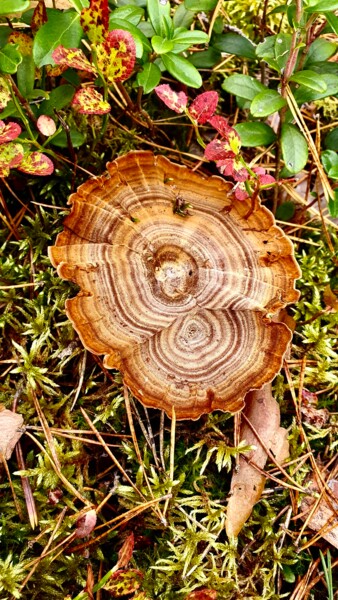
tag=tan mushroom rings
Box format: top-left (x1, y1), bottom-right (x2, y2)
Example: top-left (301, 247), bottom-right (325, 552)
top-left (49, 151), bottom-right (300, 420)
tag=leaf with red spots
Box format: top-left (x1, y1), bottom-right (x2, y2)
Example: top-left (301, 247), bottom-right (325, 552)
top-left (103, 569), bottom-right (143, 596)
top-left (0, 121), bottom-right (21, 144)
top-left (8, 32), bottom-right (33, 56)
top-left (17, 152), bottom-right (54, 176)
top-left (80, 0), bottom-right (109, 44)
top-left (155, 84), bottom-right (188, 113)
top-left (207, 114), bottom-right (233, 138)
top-left (37, 115), bottom-right (56, 137)
top-left (216, 157), bottom-right (249, 182)
top-left (31, 0), bottom-right (47, 35)
top-left (96, 30), bottom-right (136, 84)
top-left (0, 142), bottom-right (24, 176)
top-left (72, 87), bottom-right (111, 114)
top-left (52, 45), bottom-right (97, 74)
top-left (188, 91), bottom-right (219, 124)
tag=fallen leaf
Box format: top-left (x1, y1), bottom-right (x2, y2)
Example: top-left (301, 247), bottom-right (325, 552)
top-left (75, 508), bottom-right (97, 538)
top-left (103, 569), bottom-right (143, 596)
top-left (72, 87), bottom-right (111, 115)
top-left (188, 91), bottom-right (219, 124)
top-left (225, 383), bottom-right (289, 537)
top-left (155, 84), bottom-right (188, 113)
top-left (117, 532), bottom-right (135, 569)
top-left (323, 284), bottom-right (338, 311)
top-left (0, 407), bottom-right (24, 461)
top-left (36, 115), bottom-right (57, 137)
top-left (17, 152), bottom-right (54, 176)
top-left (300, 477), bottom-right (338, 549)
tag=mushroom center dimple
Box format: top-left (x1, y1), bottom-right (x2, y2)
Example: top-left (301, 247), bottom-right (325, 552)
top-left (152, 245), bottom-right (197, 300)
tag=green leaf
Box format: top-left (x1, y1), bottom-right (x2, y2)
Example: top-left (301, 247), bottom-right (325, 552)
top-left (0, 44), bottom-right (22, 74)
top-left (321, 149), bottom-right (338, 174)
top-left (184, 0), bottom-right (218, 9)
top-left (136, 62), bottom-right (161, 93)
top-left (324, 128), bottom-right (338, 151)
top-left (304, 38), bottom-right (337, 65)
top-left (33, 10), bottom-right (82, 67)
top-left (0, 0), bottom-right (29, 15)
top-left (173, 3), bottom-right (194, 29)
top-left (151, 35), bottom-right (174, 54)
top-left (188, 47), bottom-right (221, 68)
top-left (326, 12), bottom-right (338, 35)
top-left (274, 34), bottom-right (293, 72)
top-left (69, 0), bottom-right (89, 9)
top-left (51, 128), bottom-right (86, 148)
top-left (328, 188), bottom-right (338, 218)
top-left (294, 73), bottom-right (338, 103)
top-left (275, 202), bottom-right (295, 222)
top-left (17, 55), bottom-right (35, 95)
top-left (213, 33), bottom-right (256, 60)
top-left (222, 74), bottom-right (266, 101)
top-left (109, 18), bottom-right (151, 56)
top-left (162, 52), bottom-right (202, 88)
top-left (38, 85), bottom-right (75, 116)
top-left (111, 6), bottom-right (144, 25)
top-left (172, 30), bottom-right (209, 44)
top-left (281, 565), bottom-right (296, 584)
top-left (256, 36), bottom-right (280, 71)
top-left (281, 124), bottom-right (308, 174)
top-left (305, 0), bottom-right (338, 12)
top-left (147, 0), bottom-right (172, 37)
top-left (234, 122), bottom-right (276, 147)
top-left (250, 89), bottom-right (287, 117)
top-left (289, 70), bottom-right (327, 92)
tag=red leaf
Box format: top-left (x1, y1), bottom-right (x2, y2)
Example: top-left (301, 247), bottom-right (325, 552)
top-left (185, 590), bottom-right (217, 600)
top-left (216, 157), bottom-right (249, 182)
top-left (155, 84), bottom-right (188, 113)
top-left (31, 0), bottom-right (47, 35)
top-left (0, 121), bottom-right (21, 144)
top-left (75, 509), bottom-right (97, 538)
top-left (72, 87), bottom-right (111, 114)
top-left (204, 139), bottom-right (236, 161)
top-left (17, 152), bottom-right (54, 176)
top-left (96, 30), bottom-right (136, 83)
top-left (233, 183), bottom-right (249, 201)
top-left (188, 91), bottom-right (219, 124)
top-left (252, 166), bottom-right (276, 186)
top-left (117, 532), bottom-right (135, 569)
top-left (37, 115), bottom-right (56, 137)
top-left (0, 142), bottom-right (24, 176)
top-left (207, 115), bottom-right (233, 137)
top-left (8, 32), bottom-right (33, 56)
top-left (80, 0), bottom-right (109, 44)
top-left (52, 46), bottom-right (96, 75)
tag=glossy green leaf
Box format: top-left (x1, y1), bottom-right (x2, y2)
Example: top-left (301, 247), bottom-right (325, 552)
top-left (281, 124), bottom-right (308, 174)
top-left (173, 3), bottom-right (194, 28)
top-left (213, 33), bottom-right (256, 60)
top-left (250, 89), bottom-right (287, 117)
top-left (274, 34), bottom-right (293, 72)
top-left (17, 55), bottom-right (35, 95)
top-left (294, 73), bottom-right (338, 104)
top-left (234, 122), bottom-right (276, 147)
top-left (289, 70), bottom-right (327, 92)
top-left (326, 12), bottom-right (338, 35)
top-left (222, 74), bottom-right (266, 101)
top-left (0, 44), bottom-right (22, 74)
top-left (328, 189), bottom-right (338, 218)
top-left (111, 6), bottom-right (144, 25)
top-left (109, 18), bottom-right (151, 56)
top-left (324, 128), bottom-right (338, 151)
top-left (51, 128), bottom-right (86, 148)
top-left (184, 0), bottom-right (218, 9)
top-left (188, 47), bottom-right (221, 68)
top-left (147, 0), bottom-right (172, 37)
top-left (38, 85), bottom-right (75, 116)
top-left (136, 62), bottom-right (161, 93)
top-left (151, 35), bottom-right (174, 54)
top-left (172, 30), bottom-right (209, 44)
top-left (304, 38), bottom-right (337, 65)
top-left (33, 10), bottom-right (82, 67)
top-left (162, 52), bottom-right (202, 88)
top-left (321, 149), bottom-right (338, 174)
top-left (275, 202), bottom-right (295, 222)
top-left (305, 0), bottom-right (338, 12)
top-left (255, 36), bottom-right (280, 71)
top-left (0, 0), bottom-right (29, 15)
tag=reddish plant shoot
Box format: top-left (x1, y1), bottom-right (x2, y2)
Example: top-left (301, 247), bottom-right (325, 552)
top-left (155, 84), bottom-right (188, 113)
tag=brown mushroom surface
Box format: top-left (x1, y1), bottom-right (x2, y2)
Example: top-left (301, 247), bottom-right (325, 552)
top-left (49, 151), bottom-right (300, 419)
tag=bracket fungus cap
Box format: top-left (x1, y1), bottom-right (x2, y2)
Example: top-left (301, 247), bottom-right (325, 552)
top-left (49, 151), bottom-right (300, 420)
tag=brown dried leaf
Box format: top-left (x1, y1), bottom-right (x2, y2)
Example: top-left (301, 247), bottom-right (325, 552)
top-left (117, 532), bottom-right (135, 569)
top-left (0, 407), bottom-right (24, 461)
top-left (75, 508), bottom-right (97, 538)
top-left (323, 284), bottom-right (338, 311)
top-left (301, 478), bottom-right (338, 549)
top-left (225, 383), bottom-right (289, 537)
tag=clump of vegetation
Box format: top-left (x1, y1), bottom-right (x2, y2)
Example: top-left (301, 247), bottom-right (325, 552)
top-left (0, 0), bottom-right (337, 599)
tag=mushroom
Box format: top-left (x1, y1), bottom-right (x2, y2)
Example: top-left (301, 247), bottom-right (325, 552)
top-left (49, 151), bottom-right (300, 420)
